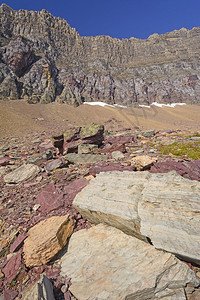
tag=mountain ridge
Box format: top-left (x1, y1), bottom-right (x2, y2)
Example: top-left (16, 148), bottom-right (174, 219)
top-left (1, 3), bottom-right (200, 105)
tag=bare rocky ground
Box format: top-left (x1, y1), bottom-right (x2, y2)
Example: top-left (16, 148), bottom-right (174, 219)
top-left (0, 101), bottom-right (200, 299)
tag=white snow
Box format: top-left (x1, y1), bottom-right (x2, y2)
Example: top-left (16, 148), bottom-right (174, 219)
top-left (83, 101), bottom-right (114, 107)
top-left (139, 102), bottom-right (186, 108)
top-left (83, 101), bottom-right (186, 109)
top-left (113, 104), bottom-right (127, 108)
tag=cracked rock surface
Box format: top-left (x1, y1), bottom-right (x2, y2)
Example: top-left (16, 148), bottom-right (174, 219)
top-left (73, 170), bottom-right (200, 264)
top-left (61, 224), bottom-right (200, 300)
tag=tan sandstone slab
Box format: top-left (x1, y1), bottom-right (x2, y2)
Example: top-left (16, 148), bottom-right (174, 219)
top-left (23, 215), bottom-right (75, 267)
top-left (73, 171), bottom-right (200, 263)
top-left (61, 224), bottom-right (200, 300)
top-left (4, 163), bottom-right (40, 184)
top-left (131, 155), bottom-right (157, 170)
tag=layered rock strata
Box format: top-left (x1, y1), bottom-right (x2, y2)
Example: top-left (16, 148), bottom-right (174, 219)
top-left (1, 4), bottom-right (200, 104)
top-left (73, 171), bottom-right (200, 264)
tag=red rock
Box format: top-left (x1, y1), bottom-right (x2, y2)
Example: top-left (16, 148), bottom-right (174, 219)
top-left (0, 157), bottom-right (11, 166)
top-left (3, 253), bottom-right (22, 283)
top-left (150, 159), bottom-right (200, 181)
top-left (89, 162), bottom-right (135, 176)
top-left (4, 289), bottom-right (18, 300)
top-left (64, 178), bottom-right (89, 204)
top-left (10, 234), bottom-right (27, 253)
top-left (35, 183), bottom-right (64, 213)
top-left (38, 140), bottom-right (55, 153)
top-left (45, 157), bottom-right (67, 173)
top-left (100, 143), bottom-right (126, 154)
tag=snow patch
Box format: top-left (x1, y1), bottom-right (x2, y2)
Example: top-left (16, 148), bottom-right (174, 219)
top-left (83, 102), bottom-right (114, 107)
top-left (83, 102), bottom-right (127, 108)
top-left (139, 102), bottom-right (186, 108)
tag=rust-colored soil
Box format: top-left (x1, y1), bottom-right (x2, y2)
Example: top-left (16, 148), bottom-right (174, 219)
top-left (0, 100), bottom-right (200, 138)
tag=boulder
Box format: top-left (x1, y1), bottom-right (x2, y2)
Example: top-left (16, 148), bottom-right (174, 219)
top-left (35, 183), bottom-right (64, 212)
top-left (79, 124), bottom-right (104, 145)
top-left (61, 224), bottom-right (200, 300)
top-left (131, 155), bottom-right (157, 170)
top-left (111, 150), bottom-right (124, 160)
top-left (23, 215), bottom-right (75, 267)
top-left (38, 140), bottom-right (55, 153)
top-left (78, 144), bottom-right (99, 154)
top-left (64, 153), bottom-right (107, 164)
top-left (4, 164), bottom-right (40, 184)
top-left (22, 274), bottom-right (55, 300)
top-left (45, 157), bottom-right (67, 173)
top-left (73, 171), bottom-right (200, 264)
top-left (26, 150), bottom-right (53, 165)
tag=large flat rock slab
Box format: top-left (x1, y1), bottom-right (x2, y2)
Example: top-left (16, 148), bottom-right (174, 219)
top-left (73, 171), bottom-right (200, 263)
top-left (61, 224), bottom-right (199, 300)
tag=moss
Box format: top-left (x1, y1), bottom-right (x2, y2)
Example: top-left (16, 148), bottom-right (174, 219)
top-left (7, 279), bottom-right (17, 287)
top-left (80, 123), bottom-right (103, 138)
top-left (156, 141), bottom-right (200, 160)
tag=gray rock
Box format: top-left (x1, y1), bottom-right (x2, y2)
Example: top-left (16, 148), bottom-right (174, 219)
top-left (26, 150), bottom-right (53, 165)
top-left (64, 153), bottom-right (107, 164)
top-left (4, 164), bottom-right (40, 184)
top-left (78, 144), bottom-right (99, 155)
top-left (111, 150), bottom-right (124, 160)
top-left (22, 274), bottom-right (55, 300)
top-left (73, 171), bottom-right (200, 264)
top-left (61, 224), bottom-right (200, 300)
top-left (1, 5), bottom-right (200, 105)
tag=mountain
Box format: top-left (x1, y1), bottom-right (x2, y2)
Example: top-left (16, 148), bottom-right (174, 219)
top-left (1, 3), bottom-right (200, 106)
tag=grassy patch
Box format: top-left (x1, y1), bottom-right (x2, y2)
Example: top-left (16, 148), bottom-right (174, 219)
top-left (157, 141), bottom-right (200, 160)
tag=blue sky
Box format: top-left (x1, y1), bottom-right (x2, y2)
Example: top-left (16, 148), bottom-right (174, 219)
top-left (1, 0), bottom-right (200, 39)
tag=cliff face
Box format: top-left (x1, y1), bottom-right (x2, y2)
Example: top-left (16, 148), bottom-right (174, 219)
top-left (1, 3), bottom-right (200, 105)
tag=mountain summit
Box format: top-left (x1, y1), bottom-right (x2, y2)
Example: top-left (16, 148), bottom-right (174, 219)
top-left (1, 3), bottom-right (200, 105)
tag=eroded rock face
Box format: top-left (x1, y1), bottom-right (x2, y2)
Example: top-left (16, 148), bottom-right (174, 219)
top-left (73, 171), bottom-right (200, 264)
top-left (61, 224), bottom-right (200, 300)
top-left (1, 36), bottom-right (34, 77)
top-left (23, 215), bottom-right (75, 267)
top-left (1, 4), bottom-right (200, 104)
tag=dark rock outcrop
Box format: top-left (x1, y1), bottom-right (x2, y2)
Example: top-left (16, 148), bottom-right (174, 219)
top-left (1, 3), bottom-right (200, 105)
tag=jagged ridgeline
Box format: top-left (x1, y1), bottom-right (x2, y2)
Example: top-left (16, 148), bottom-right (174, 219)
top-left (1, 3), bottom-right (200, 105)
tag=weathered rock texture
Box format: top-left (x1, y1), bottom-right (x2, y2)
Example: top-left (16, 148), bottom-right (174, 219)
top-left (4, 164), bottom-right (40, 184)
top-left (73, 171), bottom-right (200, 264)
top-left (1, 4), bottom-right (200, 104)
top-left (61, 224), bottom-right (200, 300)
top-left (23, 215), bottom-right (75, 267)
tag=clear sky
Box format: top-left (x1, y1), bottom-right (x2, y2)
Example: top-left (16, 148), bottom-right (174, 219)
top-left (1, 0), bottom-right (200, 39)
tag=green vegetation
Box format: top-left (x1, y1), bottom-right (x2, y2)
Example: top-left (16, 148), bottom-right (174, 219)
top-left (7, 279), bottom-right (17, 287)
top-left (157, 141), bottom-right (200, 160)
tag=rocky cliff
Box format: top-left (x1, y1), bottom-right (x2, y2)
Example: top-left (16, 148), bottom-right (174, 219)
top-left (1, 3), bottom-right (200, 105)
